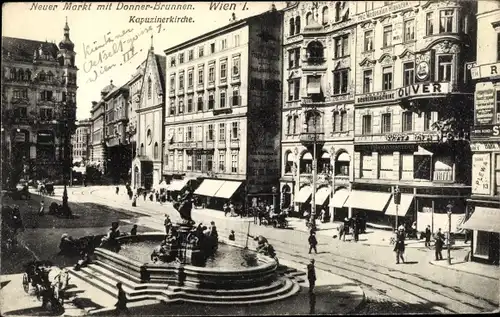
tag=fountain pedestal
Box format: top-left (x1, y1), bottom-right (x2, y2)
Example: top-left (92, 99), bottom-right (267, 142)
top-left (171, 222), bottom-right (206, 266)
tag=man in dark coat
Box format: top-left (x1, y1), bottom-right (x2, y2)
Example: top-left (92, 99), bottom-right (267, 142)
top-left (425, 225), bottom-right (432, 248)
top-left (114, 282), bottom-right (129, 315)
top-left (308, 232), bottom-right (318, 254)
top-left (307, 259), bottom-right (316, 293)
top-left (394, 228), bottom-right (406, 264)
top-left (435, 228), bottom-right (445, 261)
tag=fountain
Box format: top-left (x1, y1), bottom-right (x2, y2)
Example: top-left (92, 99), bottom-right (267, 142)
top-left (69, 191), bottom-right (303, 305)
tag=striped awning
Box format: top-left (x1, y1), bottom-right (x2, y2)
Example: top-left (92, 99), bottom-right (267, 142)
top-left (295, 186), bottom-right (312, 203)
top-left (330, 189), bottom-right (350, 208)
top-left (314, 187), bottom-right (331, 205)
top-left (344, 190), bottom-right (392, 212)
top-left (385, 194), bottom-right (414, 216)
top-left (194, 179), bottom-right (225, 197)
top-left (169, 178), bottom-right (194, 191)
top-left (213, 181), bottom-right (242, 199)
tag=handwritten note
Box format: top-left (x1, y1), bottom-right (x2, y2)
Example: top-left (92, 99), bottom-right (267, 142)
top-left (83, 24), bottom-right (165, 84)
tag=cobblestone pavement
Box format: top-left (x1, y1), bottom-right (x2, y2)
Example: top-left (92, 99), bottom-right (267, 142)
top-left (12, 186), bottom-right (500, 314)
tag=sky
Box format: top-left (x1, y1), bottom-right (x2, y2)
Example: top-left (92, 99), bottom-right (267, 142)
top-left (2, 1), bottom-right (286, 120)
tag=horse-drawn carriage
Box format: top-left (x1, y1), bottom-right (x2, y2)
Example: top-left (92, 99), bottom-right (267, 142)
top-left (22, 260), bottom-right (70, 311)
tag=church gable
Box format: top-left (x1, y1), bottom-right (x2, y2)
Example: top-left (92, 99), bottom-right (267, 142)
top-left (139, 52), bottom-right (164, 109)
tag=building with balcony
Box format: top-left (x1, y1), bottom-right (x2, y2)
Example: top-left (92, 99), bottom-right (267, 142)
top-left (71, 119), bottom-right (91, 163)
top-left (89, 81), bottom-right (115, 172)
top-left (1, 20), bottom-right (78, 183)
top-left (164, 7), bottom-right (282, 208)
top-left (351, 1), bottom-right (477, 230)
top-left (126, 61), bottom-right (147, 160)
top-left (281, 1), bottom-right (356, 221)
top-left (464, 1), bottom-right (500, 265)
top-left (103, 84), bottom-right (131, 183)
top-left (131, 42), bottom-right (166, 190)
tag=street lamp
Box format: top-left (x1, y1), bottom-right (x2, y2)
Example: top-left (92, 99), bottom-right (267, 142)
top-left (272, 186), bottom-right (277, 213)
top-left (447, 203), bottom-right (453, 265)
top-left (53, 119), bottom-right (71, 216)
top-left (394, 185), bottom-right (401, 230)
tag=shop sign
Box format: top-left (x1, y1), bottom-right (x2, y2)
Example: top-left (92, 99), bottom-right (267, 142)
top-left (472, 153), bottom-right (491, 195)
top-left (471, 124), bottom-right (500, 137)
top-left (356, 82), bottom-right (450, 104)
top-left (170, 142), bottom-right (197, 149)
top-left (474, 82), bottom-right (496, 125)
top-left (396, 82), bottom-right (450, 98)
top-left (470, 142), bottom-right (500, 151)
top-left (385, 133), bottom-right (409, 142)
top-left (416, 61), bottom-right (430, 81)
top-left (470, 62), bottom-right (500, 80)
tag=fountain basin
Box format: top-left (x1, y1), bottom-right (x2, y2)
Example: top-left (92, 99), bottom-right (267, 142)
top-left (70, 233), bottom-right (301, 305)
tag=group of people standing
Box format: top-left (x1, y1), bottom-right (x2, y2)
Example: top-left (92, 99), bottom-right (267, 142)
top-left (336, 216), bottom-right (366, 242)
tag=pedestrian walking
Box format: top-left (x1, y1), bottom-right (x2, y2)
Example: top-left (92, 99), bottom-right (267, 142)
top-left (352, 216), bottom-right (359, 242)
top-left (229, 230), bottom-right (235, 241)
top-left (114, 282), bottom-right (129, 315)
top-left (143, 191), bottom-right (147, 201)
top-left (164, 214), bottom-right (172, 235)
top-left (307, 259), bottom-right (316, 293)
top-left (336, 223), bottom-right (345, 241)
top-left (116, 186), bottom-right (119, 195)
top-left (434, 228), bottom-right (445, 261)
top-left (308, 232), bottom-right (318, 254)
top-left (394, 228), bottom-right (406, 264)
top-left (39, 200), bottom-right (45, 216)
top-left (130, 225), bottom-right (137, 236)
top-left (132, 195), bottom-right (137, 207)
top-left (223, 202), bottom-right (229, 217)
top-left (425, 225), bottom-right (432, 248)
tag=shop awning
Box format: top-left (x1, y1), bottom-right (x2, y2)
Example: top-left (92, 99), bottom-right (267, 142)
top-left (194, 179), bottom-right (225, 197)
top-left (385, 194), bottom-right (414, 216)
top-left (158, 181), bottom-right (169, 190)
top-left (295, 186), bottom-right (312, 203)
top-left (461, 207), bottom-right (500, 233)
top-left (344, 190), bottom-right (392, 212)
top-left (330, 189), bottom-right (350, 208)
top-left (169, 177), bottom-right (194, 191)
top-left (314, 187), bottom-right (331, 205)
top-left (213, 181), bottom-right (242, 199)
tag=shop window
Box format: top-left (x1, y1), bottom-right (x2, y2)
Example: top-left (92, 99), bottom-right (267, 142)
top-left (474, 230), bottom-right (490, 258)
top-left (186, 152), bottom-right (193, 171)
top-left (401, 154), bottom-right (414, 180)
top-left (380, 153), bottom-right (393, 179)
top-left (414, 155), bottom-right (431, 180)
top-left (194, 151), bottom-right (202, 171)
top-left (495, 154), bottom-right (500, 195)
top-left (361, 153), bottom-right (372, 178)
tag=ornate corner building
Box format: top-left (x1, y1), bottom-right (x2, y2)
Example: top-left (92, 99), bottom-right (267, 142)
top-left (2, 20), bottom-right (78, 183)
top-left (280, 1), bottom-right (477, 228)
top-left (164, 7), bottom-right (282, 207)
top-left (280, 1), bottom-right (356, 221)
top-left (465, 1), bottom-right (500, 265)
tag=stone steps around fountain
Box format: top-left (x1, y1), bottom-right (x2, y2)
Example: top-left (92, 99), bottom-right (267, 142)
top-left (92, 260), bottom-right (143, 285)
top-left (68, 266), bottom-right (173, 303)
top-left (70, 261), bottom-right (302, 306)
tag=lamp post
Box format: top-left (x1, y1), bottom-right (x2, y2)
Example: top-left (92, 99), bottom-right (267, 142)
top-left (272, 186), bottom-right (277, 213)
top-left (447, 203), bottom-right (453, 265)
top-left (53, 119), bottom-right (70, 215)
top-left (393, 185), bottom-right (401, 230)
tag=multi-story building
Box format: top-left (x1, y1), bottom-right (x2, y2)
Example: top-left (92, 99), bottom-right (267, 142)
top-left (71, 119), bottom-right (91, 162)
top-left (126, 61), bottom-right (147, 160)
top-left (351, 1), bottom-right (477, 230)
top-left (131, 43), bottom-right (166, 189)
top-left (89, 81), bottom-right (115, 172)
top-left (164, 6), bottom-right (282, 208)
top-left (1, 20), bottom-right (78, 183)
top-left (281, 1), bottom-right (356, 221)
top-left (465, 1), bottom-right (500, 265)
top-left (103, 84), bottom-right (131, 183)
